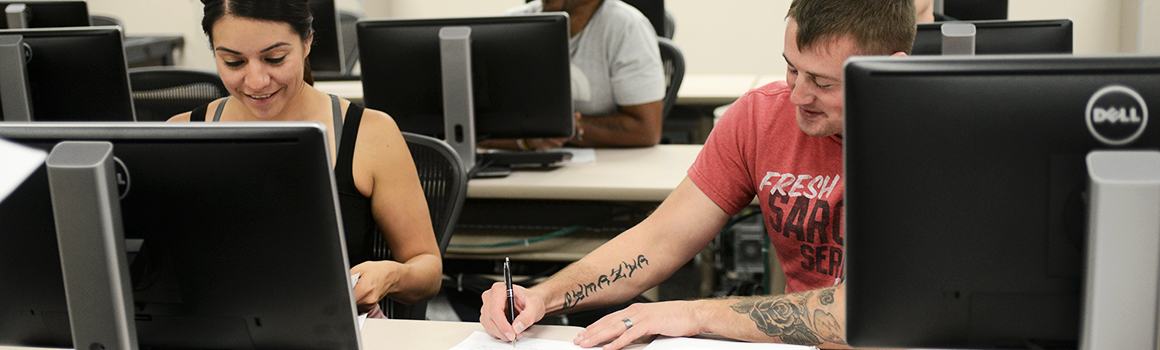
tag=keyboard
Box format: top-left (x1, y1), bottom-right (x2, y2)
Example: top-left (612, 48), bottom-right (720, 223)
top-left (477, 150), bottom-right (572, 168)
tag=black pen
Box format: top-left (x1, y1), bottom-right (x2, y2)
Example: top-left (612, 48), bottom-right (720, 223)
top-left (504, 257), bottom-right (516, 347)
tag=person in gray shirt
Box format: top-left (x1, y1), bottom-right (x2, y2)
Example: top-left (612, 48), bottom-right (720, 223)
top-left (486, 0), bottom-right (666, 150)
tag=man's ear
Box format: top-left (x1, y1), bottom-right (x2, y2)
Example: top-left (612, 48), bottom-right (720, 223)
top-left (891, 51), bottom-right (908, 57)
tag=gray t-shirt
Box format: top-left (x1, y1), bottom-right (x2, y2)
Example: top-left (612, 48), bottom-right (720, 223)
top-left (508, 0), bottom-right (666, 117)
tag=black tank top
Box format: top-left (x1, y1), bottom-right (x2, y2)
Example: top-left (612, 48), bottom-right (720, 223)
top-left (189, 96), bottom-right (374, 265)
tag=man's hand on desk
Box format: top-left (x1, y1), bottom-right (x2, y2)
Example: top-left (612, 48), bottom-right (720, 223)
top-left (574, 300), bottom-right (707, 350)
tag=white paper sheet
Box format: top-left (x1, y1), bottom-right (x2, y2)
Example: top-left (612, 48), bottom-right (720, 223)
top-left (351, 273), bottom-right (367, 329)
top-left (0, 138), bottom-right (46, 203)
top-left (450, 331), bottom-right (594, 350)
top-left (558, 147), bottom-right (596, 164)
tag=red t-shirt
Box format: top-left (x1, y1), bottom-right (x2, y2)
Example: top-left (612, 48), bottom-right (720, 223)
top-left (688, 81), bottom-right (844, 294)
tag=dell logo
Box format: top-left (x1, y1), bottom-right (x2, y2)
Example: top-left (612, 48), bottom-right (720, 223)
top-left (1086, 85), bottom-right (1148, 146)
top-left (113, 156), bottom-right (130, 200)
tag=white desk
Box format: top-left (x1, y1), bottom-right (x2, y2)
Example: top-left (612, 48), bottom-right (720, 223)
top-left (315, 74), bottom-right (757, 108)
top-left (450, 145), bottom-right (701, 261)
top-left (468, 145), bottom-right (702, 202)
top-left (673, 74), bottom-right (758, 106)
top-left (0, 319), bottom-right (646, 350)
top-left (753, 74), bottom-right (786, 89)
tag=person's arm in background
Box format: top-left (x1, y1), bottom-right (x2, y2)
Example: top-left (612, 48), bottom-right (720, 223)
top-left (568, 100), bottom-right (663, 147)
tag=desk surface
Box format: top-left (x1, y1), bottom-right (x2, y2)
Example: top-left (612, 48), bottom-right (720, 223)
top-left (0, 319), bottom-right (644, 350)
top-left (362, 318), bottom-right (649, 350)
top-left (468, 145), bottom-right (701, 202)
top-left (314, 74), bottom-right (757, 108)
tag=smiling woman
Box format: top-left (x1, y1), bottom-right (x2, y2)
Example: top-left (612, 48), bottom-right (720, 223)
top-left (166, 0), bottom-right (444, 320)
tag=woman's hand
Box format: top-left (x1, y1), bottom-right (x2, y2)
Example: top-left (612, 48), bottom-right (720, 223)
top-left (349, 260), bottom-right (404, 313)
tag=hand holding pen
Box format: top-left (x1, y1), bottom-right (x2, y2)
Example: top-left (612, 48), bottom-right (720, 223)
top-left (480, 258), bottom-right (548, 345)
top-left (505, 257), bottom-right (516, 347)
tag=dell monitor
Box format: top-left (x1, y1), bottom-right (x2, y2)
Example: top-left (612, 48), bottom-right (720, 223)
top-left (307, 0), bottom-right (348, 79)
top-left (912, 19), bottom-right (1073, 55)
top-left (357, 14), bottom-right (573, 170)
top-left (0, 122), bottom-right (361, 349)
top-left (1, 0), bottom-right (88, 29)
top-left (843, 55), bottom-right (1160, 349)
top-left (0, 26), bottom-right (136, 122)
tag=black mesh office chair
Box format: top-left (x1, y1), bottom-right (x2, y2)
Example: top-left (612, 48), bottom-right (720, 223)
top-left (657, 37), bottom-right (685, 119)
top-left (339, 10), bottom-right (361, 77)
top-left (128, 67), bottom-right (229, 122)
top-left (90, 15), bottom-right (123, 28)
top-left (662, 10), bottom-right (675, 39)
top-left (371, 132), bottom-right (468, 319)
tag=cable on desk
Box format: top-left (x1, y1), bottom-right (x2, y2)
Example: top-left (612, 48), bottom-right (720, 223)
top-left (447, 224), bottom-right (586, 249)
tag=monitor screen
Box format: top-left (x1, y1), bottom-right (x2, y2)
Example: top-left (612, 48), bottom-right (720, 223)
top-left (357, 14), bottom-right (573, 140)
top-left (843, 55), bottom-right (1160, 349)
top-left (0, 0), bottom-right (88, 29)
top-left (943, 0), bottom-right (1007, 20)
top-left (0, 26), bottom-right (136, 122)
top-left (0, 123), bottom-right (361, 350)
top-left (307, 0), bottom-right (346, 76)
top-left (912, 19), bottom-right (1072, 55)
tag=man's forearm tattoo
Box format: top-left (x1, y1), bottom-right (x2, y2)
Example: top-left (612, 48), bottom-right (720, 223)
top-left (730, 289), bottom-right (844, 346)
top-left (561, 255), bottom-right (649, 309)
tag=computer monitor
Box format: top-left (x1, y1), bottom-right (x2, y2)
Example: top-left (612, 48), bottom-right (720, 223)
top-left (0, 26), bottom-right (136, 122)
top-left (943, 0), bottom-right (1007, 20)
top-left (357, 14), bottom-right (573, 167)
top-left (912, 19), bottom-right (1072, 55)
top-left (0, 123), bottom-right (361, 349)
top-left (843, 55), bottom-right (1160, 349)
top-left (307, 0), bottom-right (347, 78)
top-left (0, 0), bottom-right (88, 29)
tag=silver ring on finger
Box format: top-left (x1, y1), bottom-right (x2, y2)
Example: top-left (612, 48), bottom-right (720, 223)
top-left (622, 318), bottom-right (633, 329)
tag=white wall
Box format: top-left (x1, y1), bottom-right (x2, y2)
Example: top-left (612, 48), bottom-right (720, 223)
top-left (89, 0), bottom-right (1146, 74)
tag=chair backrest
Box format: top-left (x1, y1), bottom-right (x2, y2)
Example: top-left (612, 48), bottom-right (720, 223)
top-left (90, 15), bottom-right (123, 28)
top-left (662, 10), bottom-right (675, 39)
top-left (338, 11), bottom-right (361, 76)
top-left (657, 37), bottom-right (685, 119)
top-left (128, 67), bottom-right (229, 122)
top-left (372, 132), bottom-right (468, 319)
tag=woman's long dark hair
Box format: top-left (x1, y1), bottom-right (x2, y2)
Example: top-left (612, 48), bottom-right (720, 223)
top-left (201, 0), bottom-right (316, 85)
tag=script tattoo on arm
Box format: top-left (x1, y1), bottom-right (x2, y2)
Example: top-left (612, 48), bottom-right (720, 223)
top-left (561, 255), bottom-right (649, 310)
top-left (730, 288), bottom-right (844, 346)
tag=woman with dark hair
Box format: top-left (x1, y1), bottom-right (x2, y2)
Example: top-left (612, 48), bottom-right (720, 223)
top-left (170, 0), bottom-right (442, 318)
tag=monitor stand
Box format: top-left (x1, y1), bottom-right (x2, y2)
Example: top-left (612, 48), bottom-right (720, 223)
top-left (45, 141), bottom-right (139, 350)
top-left (438, 26), bottom-right (518, 178)
top-left (0, 34), bottom-right (33, 121)
top-left (940, 22), bottom-right (976, 55)
top-left (1080, 150), bottom-right (1160, 350)
top-left (5, 3), bottom-right (29, 29)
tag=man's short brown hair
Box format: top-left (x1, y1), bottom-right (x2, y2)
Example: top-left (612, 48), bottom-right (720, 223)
top-left (787, 0), bottom-right (916, 55)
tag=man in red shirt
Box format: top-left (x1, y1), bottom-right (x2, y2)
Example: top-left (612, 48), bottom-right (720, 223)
top-left (480, 0), bottom-right (915, 348)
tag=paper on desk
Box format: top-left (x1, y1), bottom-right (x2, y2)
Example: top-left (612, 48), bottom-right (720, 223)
top-left (558, 147), bottom-right (595, 164)
top-left (450, 331), bottom-right (592, 350)
top-left (0, 138), bottom-right (46, 203)
top-left (351, 273), bottom-right (367, 330)
top-left (642, 336), bottom-right (818, 350)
